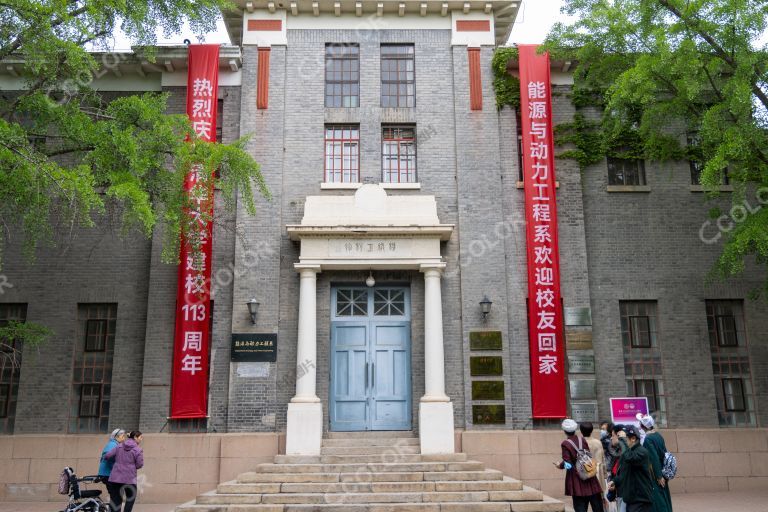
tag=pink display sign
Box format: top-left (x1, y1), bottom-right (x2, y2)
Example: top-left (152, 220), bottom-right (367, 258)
top-left (609, 397), bottom-right (649, 425)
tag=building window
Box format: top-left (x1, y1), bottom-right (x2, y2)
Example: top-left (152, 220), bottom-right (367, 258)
top-left (381, 44), bottom-right (415, 108)
top-left (216, 98), bottom-right (223, 143)
top-left (706, 300), bottom-right (756, 426)
top-left (325, 44), bottom-right (359, 108)
top-left (324, 125), bottom-right (360, 183)
top-left (620, 301), bottom-right (667, 426)
top-left (70, 304), bottom-right (116, 433)
top-left (0, 304), bottom-right (27, 434)
top-left (382, 126), bottom-right (416, 183)
top-left (608, 157), bottom-right (646, 186)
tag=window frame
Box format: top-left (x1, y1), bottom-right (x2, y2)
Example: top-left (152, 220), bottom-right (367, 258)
top-left (633, 379), bottom-right (659, 414)
top-left (628, 315), bottom-right (652, 348)
top-left (325, 43), bottom-right (360, 108)
top-left (722, 378), bottom-right (746, 412)
top-left (607, 157), bottom-right (647, 186)
top-left (380, 44), bottom-right (416, 108)
top-left (84, 319), bottom-right (109, 352)
top-left (78, 383), bottom-right (102, 418)
top-left (714, 314), bottom-right (739, 347)
top-left (324, 124), bottom-right (361, 183)
top-left (381, 125), bottom-right (417, 183)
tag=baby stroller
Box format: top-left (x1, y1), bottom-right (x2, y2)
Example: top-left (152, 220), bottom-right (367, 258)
top-left (58, 467), bottom-right (109, 512)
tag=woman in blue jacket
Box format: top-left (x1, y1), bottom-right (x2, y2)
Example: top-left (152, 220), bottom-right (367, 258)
top-left (98, 428), bottom-right (125, 510)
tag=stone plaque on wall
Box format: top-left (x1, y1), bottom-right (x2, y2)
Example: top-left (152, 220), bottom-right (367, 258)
top-left (469, 331), bottom-right (503, 350)
top-left (329, 239), bottom-right (413, 258)
top-left (564, 307), bottom-right (592, 326)
top-left (472, 405), bottom-right (506, 425)
top-left (569, 378), bottom-right (597, 400)
top-left (470, 356), bottom-right (503, 376)
top-left (568, 354), bottom-right (596, 374)
top-left (566, 330), bottom-right (593, 350)
top-left (471, 381), bottom-right (505, 400)
top-left (571, 401), bottom-right (599, 422)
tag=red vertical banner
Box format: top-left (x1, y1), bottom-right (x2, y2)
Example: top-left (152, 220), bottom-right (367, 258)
top-left (518, 45), bottom-right (567, 418)
top-left (170, 44), bottom-right (220, 419)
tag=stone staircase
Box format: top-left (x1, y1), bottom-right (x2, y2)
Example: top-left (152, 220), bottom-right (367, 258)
top-left (177, 432), bottom-right (565, 512)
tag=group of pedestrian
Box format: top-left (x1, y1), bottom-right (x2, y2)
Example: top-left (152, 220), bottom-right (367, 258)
top-left (557, 415), bottom-right (674, 512)
top-left (97, 429), bottom-right (145, 512)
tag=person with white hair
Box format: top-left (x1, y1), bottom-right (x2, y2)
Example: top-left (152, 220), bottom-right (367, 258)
top-left (636, 414), bottom-right (673, 512)
top-left (557, 418), bottom-right (605, 512)
top-left (98, 428), bottom-right (126, 511)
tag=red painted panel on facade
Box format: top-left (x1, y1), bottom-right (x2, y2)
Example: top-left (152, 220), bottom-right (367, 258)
top-left (468, 48), bottom-right (482, 111)
top-left (257, 47), bottom-right (270, 110)
top-left (518, 45), bottom-right (567, 419)
top-left (247, 19), bottom-right (283, 31)
top-left (170, 44), bottom-right (220, 419)
top-left (456, 20), bottom-right (491, 32)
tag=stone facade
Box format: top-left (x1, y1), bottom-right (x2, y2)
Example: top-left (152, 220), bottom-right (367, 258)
top-left (1, 8), bottom-right (767, 441)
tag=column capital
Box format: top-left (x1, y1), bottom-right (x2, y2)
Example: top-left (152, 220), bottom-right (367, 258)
top-left (419, 262), bottom-right (446, 275)
top-left (294, 263), bottom-right (321, 275)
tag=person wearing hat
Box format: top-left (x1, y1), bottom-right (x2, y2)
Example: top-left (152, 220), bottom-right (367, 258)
top-left (610, 426), bottom-right (654, 512)
top-left (98, 428), bottom-right (126, 510)
top-left (637, 414), bottom-right (672, 512)
top-left (557, 418), bottom-right (604, 512)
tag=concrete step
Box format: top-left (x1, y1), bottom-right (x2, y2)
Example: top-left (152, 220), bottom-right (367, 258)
top-left (324, 431), bottom-right (416, 439)
top-left (274, 454), bottom-right (464, 464)
top-left (196, 490), bottom-right (546, 505)
top-left (177, 501), bottom-right (564, 511)
top-left (237, 469), bottom-right (504, 484)
top-left (321, 438), bottom-right (420, 448)
top-left (218, 478), bottom-right (523, 495)
top-left (320, 445), bottom-right (421, 455)
top-left (256, 461), bottom-right (484, 474)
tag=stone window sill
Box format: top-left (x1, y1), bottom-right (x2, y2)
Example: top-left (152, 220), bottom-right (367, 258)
top-left (516, 181), bottom-right (560, 189)
top-left (690, 185), bottom-right (734, 193)
top-left (320, 182), bottom-right (422, 191)
top-left (606, 185), bottom-right (651, 193)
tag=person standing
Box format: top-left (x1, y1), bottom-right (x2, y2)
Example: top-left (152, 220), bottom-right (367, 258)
top-left (558, 419), bottom-right (604, 512)
top-left (581, 422), bottom-right (609, 510)
top-left (610, 426), bottom-right (654, 512)
top-left (637, 414), bottom-right (673, 512)
top-left (105, 430), bottom-right (144, 512)
top-left (98, 428), bottom-right (125, 510)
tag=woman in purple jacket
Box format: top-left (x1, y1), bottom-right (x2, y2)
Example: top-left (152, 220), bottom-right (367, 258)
top-left (104, 430), bottom-right (144, 512)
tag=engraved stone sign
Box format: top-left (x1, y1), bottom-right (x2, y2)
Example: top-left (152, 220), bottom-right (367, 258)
top-left (568, 354), bottom-right (596, 374)
top-left (472, 405), bottom-right (506, 425)
top-left (471, 381), bottom-right (505, 400)
top-left (564, 307), bottom-right (592, 326)
top-left (571, 401), bottom-right (598, 422)
top-left (470, 356), bottom-right (503, 376)
top-left (569, 378), bottom-right (597, 400)
top-left (469, 331), bottom-right (503, 351)
top-left (329, 239), bottom-right (413, 258)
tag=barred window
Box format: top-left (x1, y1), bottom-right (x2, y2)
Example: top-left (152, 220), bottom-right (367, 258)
top-left (620, 301), bottom-right (667, 426)
top-left (70, 304), bottom-right (116, 433)
top-left (707, 300), bottom-right (756, 426)
top-left (325, 44), bottom-right (360, 108)
top-left (381, 44), bottom-right (415, 108)
top-left (608, 157), bottom-right (646, 186)
top-left (382, 126), bottom-right (416, 183)
top-left (324, 125), bottom-right (360, 183)
top-left (0, 304), bottom-right (26, 433)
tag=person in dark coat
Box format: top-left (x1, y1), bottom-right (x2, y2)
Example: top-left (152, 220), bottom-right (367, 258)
top-left (557, 418), bottom-right (604, 512)
top-left (98, 428), bottom-right (125, 510)
top-left (637, 414), bottom-right (673, 512)
top-left (610, 426), bottom-right (654, 512)
top-left (105, 430), bottom-right (144, 512)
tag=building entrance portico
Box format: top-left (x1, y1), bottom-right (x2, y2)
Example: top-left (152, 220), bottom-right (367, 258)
top-left (285, 185), bottom-right (455, 456)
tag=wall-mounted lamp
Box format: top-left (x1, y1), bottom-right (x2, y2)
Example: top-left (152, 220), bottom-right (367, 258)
top-left (365, 270), bottom-right (376, 288)
top-left (480, 295), bottom-right (493, 320)
top-left (246, 298), bottom-right (260, 325)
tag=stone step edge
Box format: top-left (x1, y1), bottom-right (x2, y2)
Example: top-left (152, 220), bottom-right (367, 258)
top-left (177, 500), bottom-right (564, 511)
top-left (196, 488), bottom-right (544, 503)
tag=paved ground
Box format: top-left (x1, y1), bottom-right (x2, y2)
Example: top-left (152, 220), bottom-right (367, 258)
top-left (2, 491), bottom-right (767, 512)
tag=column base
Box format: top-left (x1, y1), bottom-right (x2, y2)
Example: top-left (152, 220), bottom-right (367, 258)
top-left (419, 400), bottom-right (455, 455)
top-left (286, 401), bottom-right (323, 455)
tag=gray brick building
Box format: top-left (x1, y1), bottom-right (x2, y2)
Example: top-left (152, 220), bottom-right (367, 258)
top-left (1, 0), bottom-right (766, 451)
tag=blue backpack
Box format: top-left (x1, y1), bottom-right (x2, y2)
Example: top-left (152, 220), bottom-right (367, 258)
top-left (662, 451), bottom-right (677, 480)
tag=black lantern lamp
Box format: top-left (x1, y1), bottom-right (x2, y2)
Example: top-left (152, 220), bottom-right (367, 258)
top-left (480, 295), bottom-right (493, 320)
top-left (246, 298), bottom-right (260, 324)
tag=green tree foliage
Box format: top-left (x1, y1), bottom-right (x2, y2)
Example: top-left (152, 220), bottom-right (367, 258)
top-left (492, 47), bottom-right (521, 110)
top-left (0, 0), bottom-right (269, 346)
top-left (543, 0), bottom-right (768, 292)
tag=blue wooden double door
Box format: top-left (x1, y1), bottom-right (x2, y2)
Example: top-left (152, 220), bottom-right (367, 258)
top-left (330, 286), bottom-right (412, 431)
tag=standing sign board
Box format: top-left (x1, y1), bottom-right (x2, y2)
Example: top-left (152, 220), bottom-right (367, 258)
top-left (610, 397), bottom-right (650, 425)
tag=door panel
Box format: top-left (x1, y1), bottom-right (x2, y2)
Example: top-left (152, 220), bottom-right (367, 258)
top-left (330, 287), bottom-right (411, 431)
top-left (330, 323), bottom-right (368, 431)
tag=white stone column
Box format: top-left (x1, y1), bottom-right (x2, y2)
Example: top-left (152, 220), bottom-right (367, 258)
top-left (419, 263), bottom-right (455, 454)
top-left (286, 264), bottom-right (322, 455)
